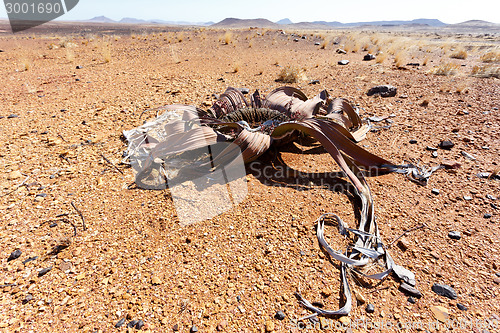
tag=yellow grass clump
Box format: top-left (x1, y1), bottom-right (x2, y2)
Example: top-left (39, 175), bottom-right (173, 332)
top-left (480, 50), bottom-right (500, 63)
top-left (449, 48), bottom-right (467, 59)
top-left (277, 66), bottom-right (306, 83)
top-left (430, 62), bottom-right (460, 76)
top-left (471, 65), bottom-right (500, 78)
top-left (221, 31), bottom-right (233, 45)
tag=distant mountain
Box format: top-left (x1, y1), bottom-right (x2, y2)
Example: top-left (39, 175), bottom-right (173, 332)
top-left (276, 18), bottom-right (293, 25)
top-left (87, 16), bottom-right (116, 23)
top-left (212, 18), bottom-right (278, 28)
top-left (313, 18), bottom-right (446, 27)
top-left (120, 17), bottom-right (148, 24)
top-left (451, 20), bottom-right (500, 27)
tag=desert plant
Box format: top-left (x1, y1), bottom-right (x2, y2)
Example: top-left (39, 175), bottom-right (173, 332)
top-left (277, 66), bottom-right (305, 83)
top-left (430, 62), bottom-right (459, 76)
top-left (394, 51), bottom-right (406, 68)
top-left (100, 40), bottom-right (111, 63)
top-left (221, 31), bottom-right (233, 45)
top-left (450, 48), bottom-right (467, 59)
top-left (170, 45), bottom-right (181, 64)
top-left (376, 52), bottom-right (388, 64)
top-left (66, 48), bottom-right (74, 63)
top-left (471, 65), bottom-right (500, 78)
top-left (480, 50), bottom-right (500, 63)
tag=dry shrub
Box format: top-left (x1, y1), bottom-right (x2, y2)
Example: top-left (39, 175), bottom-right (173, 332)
top-left (19, 58), bottom-right (31, 71)
top-left (320, 38), bottom-right (329, 49)
top-left (66, 48), bottom-right (74, 63)
top-left (221, 31), bottom-right (233, 45)
top-left (480, 50), bottom-right (500, 63)
top-left (100, 40), bottom-right (111, 63)
top-left (376, 52), bottom-right (387, 64)
top-left (170, 45), bottom-right (181, 64)
top-left (471, 65), bottom-right (500, 78)
top-left (394, 51), bottom-right (406, 68)
top-left (277, 66), bottom-right (306, 83)
top-left (430, 62), bottom-right (459, 76)
top-left (422, 57), bottom-right (429, 66)
top-left (450, 48), bottom-right (467, 59)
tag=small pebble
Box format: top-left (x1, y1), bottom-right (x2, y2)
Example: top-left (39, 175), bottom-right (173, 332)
top-left (431, 151), bottom-right (438, 158)
top-left (274, 310), bottom-right (286, 320)
top-left (190, 325), bottom-right (199, 333)
top-left (426, 146), bottom-right (438, 151)
top-left (22, 256), bottom-right (38, 264)
top-left (76, 65), bottom-right (83, 69)
top-left (115, 318), bottom-right (126, 328)
top-left (38, 267), bottom-right (52, 277)
top-left (239, 88), bottom-right (250, 95)
top-left (366, 304), bottom-right (375, 313)
top-left (463, 196), bottom-right (473, 201)
top-left (486, 194), bottom-right (497, 200)
top-left (439, 140), bottom-right (454, 150)
top-left (448, 231), bottom-right (462, 240)
top-left (135, 320), bottom-right (144, 330)
top-left (338, 60), bottom-right (349, 65)
top-left (7, 114), bottom-right (19, 119)
top-left (408, 297), bottom-right (416, 304)
top-left (172, 324), bottom-right (179, 331)
top-left (127, 320), bottom-right (138, 328)
top-left (484, 213), bottom-right (492, 219)
top-left (7, 249), bottom-right (22, 262)
top-left (432, 283), bottom-right (457, 299)
top-left (49, 223), bottom-right (58, 228)
top-left (22, 294), bottom-right (34, 304)
top-left (431, 188), bottom-right (440, 195)
top-left (409, 139), bottom-right (417, 144)
top-left (457, 303), bottom-right (468, 311)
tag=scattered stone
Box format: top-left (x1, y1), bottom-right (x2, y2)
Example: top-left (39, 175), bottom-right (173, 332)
top-left (38, 266), bottom-right (52, 277)
top-left (265, 320), bottom-right (275, 332)
top-left (127, 320), bottom-right (138, 328)
top-left (354, 290), bottom-right (366, 304)
top-left (431, 188), bottom-right (440, 195)
top-left (426, 146), bottom-right (438, 151)
top-left (190, 325), bottom-right (199, 333)
top-left (22, 294), bottom-right (34, 304)
top-left (493, 277), bottom-right (500, 284)
top-left (135, 320), bottom-right (144, 330)
top-left (293, 38), bottom-right (299, 42)
top-left (409, 139), bottom-right (417, 144)
top-left (368, 116), bottom-right (386, 122)
top-left (442, 160), bottom-right (461, 169)
top-left (406, 62), bottom-right (420, 67)
top-left (408, 297), bottom-right (416, 304)
top-left (448, 231), bottom-right (462, 240)
top-left (239, 88), bottom-right (250, 95)
top-left (431, 283), bottom-right (457, 299)
top-left (463, 196), bottom-right (473, 201)
top-left (457, 303), bottom-right (468, 311)
top-left (172, 324), bottom-right (179, 331)
top-left (274, 310), bottom-right (286, 320)
top-left (439, 140), bottom-right (454, 150)
top-left (492, 204), bottom-right (499, 210)
top-left (7, 249), bottom-right (22, 262)
top-left (314, 42), bottom-right (320, 46)
top-left (115, 318), bottom-right (126, 328)
top-left (366, 304), bottom-right (375, 313)
top-left (338, 316), bottom-right (350, 325)
top-left (461, 151), bottom-right (476, 160)
top-left (338, 60), bottom-right (349, 65)
top-left (399, 282), bottom-right (422, 298)
top-left (151, 276), bottom-right (162, 285)
top-left (76, 65), bottom-right (83, 69)
top-left (7, 114), bottom-right (19, 119)
top-left (430, 305), bottom-right (450, 322)
top-left (7, 170), bottom-right (22, 180)
top-left (432, 151), bottom-right (438, 158)
top-left (363, 54), bottom-right (375, 61)
top-left (486, 194), bottom-right (497, 200)
top-left (484, 213), bottom-right (492, 219)
top-left (366, 85), bottom-right (397, 97)
top-left (397, 237), bottom-right (410, 251)
top-left (309, 79), bottom-right (320, 85)
top-left (217, 319), bottom-right (227, 331)
top-left (22, 256), bottom-right (38, 265)
top-left (336, 48), bottom-right (346, 54)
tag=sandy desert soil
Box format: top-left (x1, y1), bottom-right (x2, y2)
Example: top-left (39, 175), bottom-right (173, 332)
top-left (0, 23), bottom-right (499, 332)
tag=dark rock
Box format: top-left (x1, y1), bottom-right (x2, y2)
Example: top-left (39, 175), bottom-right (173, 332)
top-left (115, 318), bottom-right (126, 328)
top-left (431, 188), bottom-right (440, 195)
top-left (49, 223), bottom-right (58, 228)
top-left (239, 88), bottom-right (250, 95)
top-left (76, 65), bottom-right (83, 69)
top-left (314, 42), bottom-right (320, 46)
top-left (190, 326), bottom-right (199, 333)
top-left (309, 79), bottom-right (320, 85)
top-left (366, 304), bottom-right (375, 313)
top-left (431, 283), bottom-right (458, 299)
top-left (293, 38), bottom-right (299, 42)
top-left (409, 139), bottom-right (417, 144)
top-left (127, 320), bottom-right (138, 328)
top-left (338, 60), bottom-right (349, 65)
top-left (38, 266), bottom-right (52, 277)
top-left (7, 249), bottom-right (22, 262)
top-left (457, 303), bottom-right (468, 311)
top-left (492, 204), bottom-right (499, 210)
top-left (22, 256), bottom-right (38, 264)
top-left (432, 151), bottom-right (438, 158)
top-left (366, 85), bottom-right (397, 97)
top-left (36, 193), bottom-right (47, 198)
top-left (461, 151), bottom-right (476, 160)
top-left (406, 63), bottom-right (420, 67)
top-left (7, 114), bottom-right (19, 119)
top-left (0, 49), bottom-right (4, 52)
top-left (275, 310), bottom-right (286, 320)
top-left (135, 320), bottom-right (144, 330)
top-left (22, 294), bottom-right (34, 304)
top-left (336, 48), bottom-right (347, 54)
top-left (408, 297), bottom-right (416, 304)
top-left (439, 140), bottom-right (454, 150)
top-left (60, 109), bottom-right (67, 112)
top-left (173, 324), bottom-right (179, 331)
top-left (236, 295), bottom-right (241, 302)
top-left (399, 282), bottom-right (422, 298)
top-left (486, 194), bottom-right (497, 200)
top-left (363, 54), bottom-right (375, 61)
top-left (448, 231), bottom-right (462, 240)
top-left (301, 36), bottom-right (306, 39)
top-left (426, 146), bottom-right (438, 151)
top-left (484, 213), bottom-right (492, 219)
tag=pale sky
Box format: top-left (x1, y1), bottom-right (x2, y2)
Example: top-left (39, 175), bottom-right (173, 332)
top-left (1, 0), bottom-right (499, 25)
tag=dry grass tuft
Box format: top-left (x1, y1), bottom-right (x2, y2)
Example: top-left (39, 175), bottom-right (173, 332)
top-left (376, 52), bottom-right (387, 64)
top-left (170, 45), bottom-right (181, 64)
top-left (430, 62), bottom-right (459, 76)
top-left (394, 51), bottom-right (406, 68)
top-left (100, 40), bottom-right (112, 63)
top-left (19, 58), bottom-right (31, 71)
top-left (66, 48), bottom-right (74, 63)
top-left (449, 48), bottom-right (467, 59)
top-left (277, 66), bottom-right (306, 83)
top-left (222, 31), bottom-right (233, 45)
top-left (480, 50), bottom-right (500, 63)
top-left (471, 65), bottom-right (500, 78)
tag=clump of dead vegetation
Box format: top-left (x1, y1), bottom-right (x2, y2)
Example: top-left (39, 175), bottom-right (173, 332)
top-left (430, 62), bottom-right (460, 76)
top-left (471, 65), bottom-right (500, 78)
top-left (449, 47), bottom-right (467, 59)
top-left (480, 50), bottom-right (500, 63)
top-left (276, 66), bottom-right (306, 83)
top-left (220, 31), bottom-right (233, 45)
